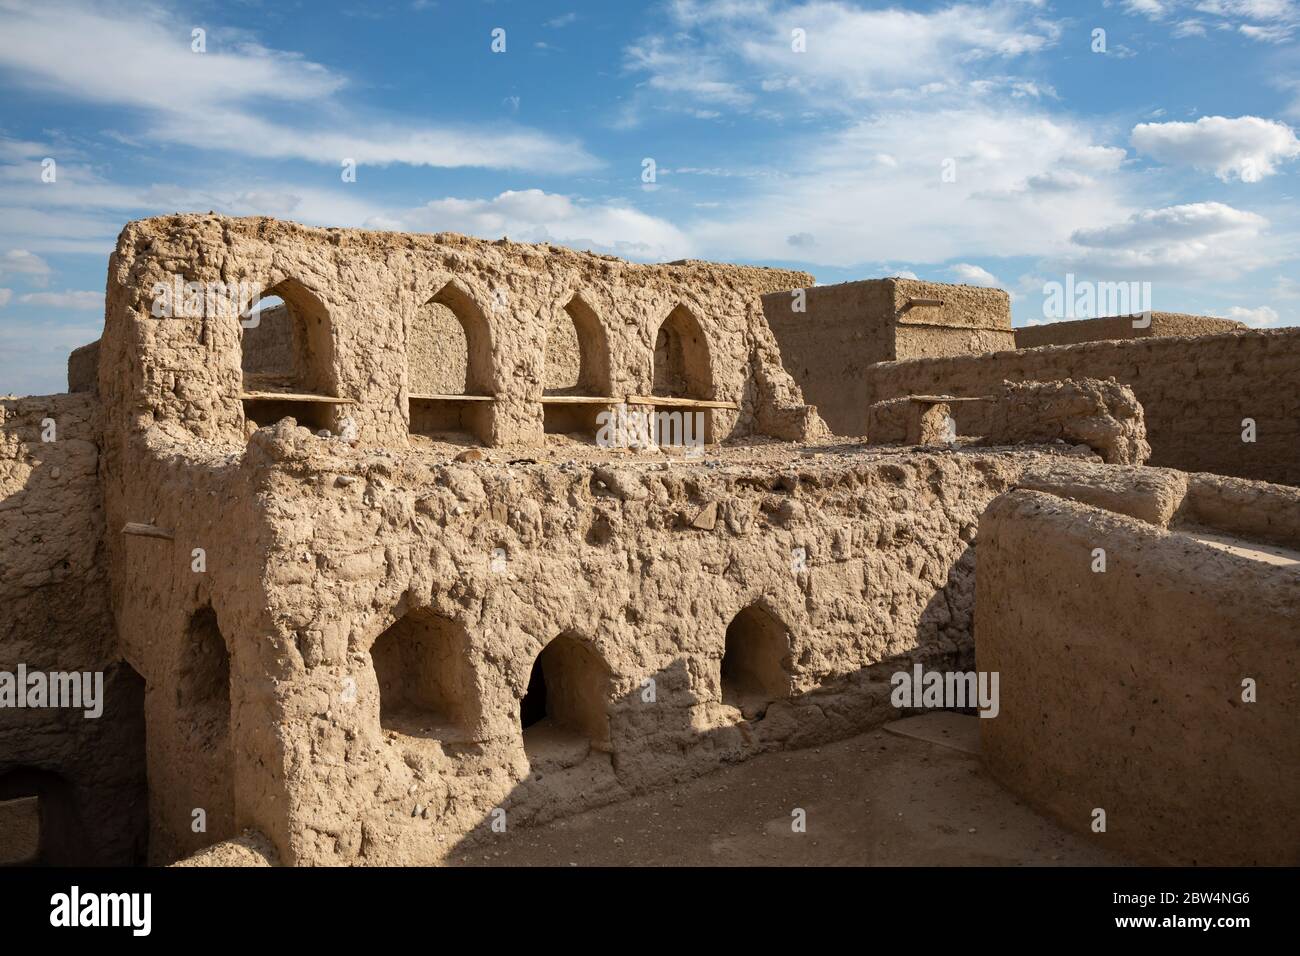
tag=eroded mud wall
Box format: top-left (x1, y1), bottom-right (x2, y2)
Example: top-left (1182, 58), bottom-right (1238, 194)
top-left (865, 329), bottom-right (1300, 485)
top-left (0, 394), bottom-right (147, 864)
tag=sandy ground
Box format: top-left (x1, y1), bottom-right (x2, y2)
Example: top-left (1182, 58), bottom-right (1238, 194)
top-left (447, 716), bottom-right (1127, 867)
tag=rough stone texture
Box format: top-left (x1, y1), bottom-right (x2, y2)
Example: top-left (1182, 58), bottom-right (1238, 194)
top-left (1016, 460), bottom-right (1187, 527)
top-left (976, 476), bottom-right (1299, 865)
top-left (864, 330), bottom-right (1300, 485)
top-left (170, 828), bottom-right (278, 867)
top-left (0, 393), bottom-right (148, 864)
top-left (1013, 312), bottom-right (1244, 349)
top-left (864, 378), bottom-right (1149, 466)
top-left (0, 795), bottom-right (39, 864)
top-left (985, 379), bottom-right (1149, 465)
top-left (763, 279), bottom-right (1013, 436)
top-left (67, 340), bottom-right (100, 394)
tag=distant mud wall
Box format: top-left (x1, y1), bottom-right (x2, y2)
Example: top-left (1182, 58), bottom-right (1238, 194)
top-left (763, 279), bottom-right (1014, 437)
top-left (1013, 312), bottom-right (1244, 349)
top-left (865, 329), bottom-right (1300, 486)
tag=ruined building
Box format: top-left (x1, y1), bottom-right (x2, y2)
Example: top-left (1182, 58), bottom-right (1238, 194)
top-left (1, 215), bottom-right (1296, 867)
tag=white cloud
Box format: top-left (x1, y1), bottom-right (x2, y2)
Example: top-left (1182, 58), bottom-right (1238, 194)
top-left (0, 287), bottom-right (10, 307)
top-left (1144, 0), bottom-right (1300, 40)
top-left (1132, 115), bottom-right (1300, 181)
top-left (685, 107), bottom-right (1133, 267)
top-left (0, 0), bottom-right (597, 173)
top-left (951, 263), bottom-right (1001, 287)
top-left (1063, 201), bottom-right (1272, 277)
top-left (394, 189), bottom-right (691, 260)
top-left (17, 290), bottom-right (103, 310)
top-left (1123, 0), bottom-right (1169, 19)
top-left (0, 248), bottom-right (52, 283)
top-left (1226, 304), bottom-right (1282, 326)
top-left (624, 0), bottom-right (1063, 114)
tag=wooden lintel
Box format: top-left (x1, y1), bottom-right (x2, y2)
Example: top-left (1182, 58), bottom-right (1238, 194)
top-left (122, 522), bottom-right (175, 541)
top-left (240, 392), bottom-right (355, 404)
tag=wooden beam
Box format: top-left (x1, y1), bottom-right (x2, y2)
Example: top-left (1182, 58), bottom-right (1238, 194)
top-left (240, 392), bottom-right (355, 404)
top-left (907, 394), bottom-right (991, 404)
top-left (122, 522), bottom-right (175, 540)
top-left (409, 393), bottom-right (495, 402)
top-left (537, 395), bottom-right (616, 405)
top-left (625, 395), bottom-right (739, 410)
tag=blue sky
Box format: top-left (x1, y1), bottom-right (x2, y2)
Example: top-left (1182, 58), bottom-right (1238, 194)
top-left (1, 0), bottom-right (1298, 395)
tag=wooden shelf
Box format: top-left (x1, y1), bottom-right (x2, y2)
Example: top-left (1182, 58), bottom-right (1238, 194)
top-left (626, 395), bottom-right (739, 410)
top-left (240, 391), bottom-right (354, 404)
top-left (907, 395), bottom-right (990, 404)
top-left (409, 393), bottom-right (495, 402)
top-left (538, 395), bottom-right (616, 405)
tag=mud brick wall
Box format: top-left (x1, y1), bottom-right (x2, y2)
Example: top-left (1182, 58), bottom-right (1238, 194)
top-left (1013, 312), bottom-right (1244, 349)
top-left (976, 472), bottom-right (1300, 865)
top-left (0, 393), bottom-right (147, 864)
top-left (763, 279), bottom-right (1014, 436)
top-left (864, 329), bottom-right (1300, 486)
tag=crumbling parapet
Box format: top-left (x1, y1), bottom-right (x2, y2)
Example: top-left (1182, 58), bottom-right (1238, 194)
top-left (865, 377), bottom-right (1150, 466)
top-left (985, 378), bottom-right (1149, 465)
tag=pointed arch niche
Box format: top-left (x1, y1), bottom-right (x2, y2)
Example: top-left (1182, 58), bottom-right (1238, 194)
top-left (240, 278), bottom-right (350, 433)
top-left (407, 281), bottom-right (495, 445)
top-left (540, 293), bottom-right (614, 441)
top-left (630, 304), bottom-right (734, 446)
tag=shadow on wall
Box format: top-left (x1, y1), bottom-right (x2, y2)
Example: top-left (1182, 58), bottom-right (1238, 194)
top-left (0, 661), bottom-right (148, 866)
top-left (173, 605), bottom-right (236, 853)
top-left (438, 573), bottom-right (977, 861)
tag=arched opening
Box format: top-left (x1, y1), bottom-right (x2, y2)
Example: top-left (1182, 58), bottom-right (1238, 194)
top-left (648, 304), bottom-right (715, 446)
top-left (542, 293), bottom-right (613, 440)
top-left (240, 278), bottom-right (342, 432)
top-left (176, 605), bottom-right (236, 843)
top-left (520, 634), bottom-right (611, 760)
top-left (0, 768), bottom-right (84, 866)
top-left (371, 609), bottom-right (479, 742)
top-left (408, 281), bottom-right (494, 444)
top-left (652, 305), bottom-right (711, 400)
top-left (721, 604), bottom-right (792, 720)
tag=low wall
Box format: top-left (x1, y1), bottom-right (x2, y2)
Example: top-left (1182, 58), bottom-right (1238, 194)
top-left (976, 469), bottom-right (1300, 865)
top-left (1013, 312), bottom-right (1243, 349)
top-left (865, 329), bottom-right (1300, 486)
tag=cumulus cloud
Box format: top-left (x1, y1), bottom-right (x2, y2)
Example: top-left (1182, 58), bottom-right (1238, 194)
top-left (1226, 304), bottom-right (1282, 326)
top-left (0, 248), bottom-right (52, 283)
top-left (623, 0), bottom-right (1063, 115)
top-left (950, 263), bottom-right (1001, 287)
top-left (685, 107), bottom-right (1133, 267)
top-left (394, 190), bottom-right (692, 261)
top-left (1132, 115), bottom-right (1300, 181)
top-left (1062, 201), bottom-right (1272, 278)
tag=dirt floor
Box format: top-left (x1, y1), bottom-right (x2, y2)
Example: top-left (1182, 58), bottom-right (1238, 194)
top-left (447, 715), bottom-right (1128, 867)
